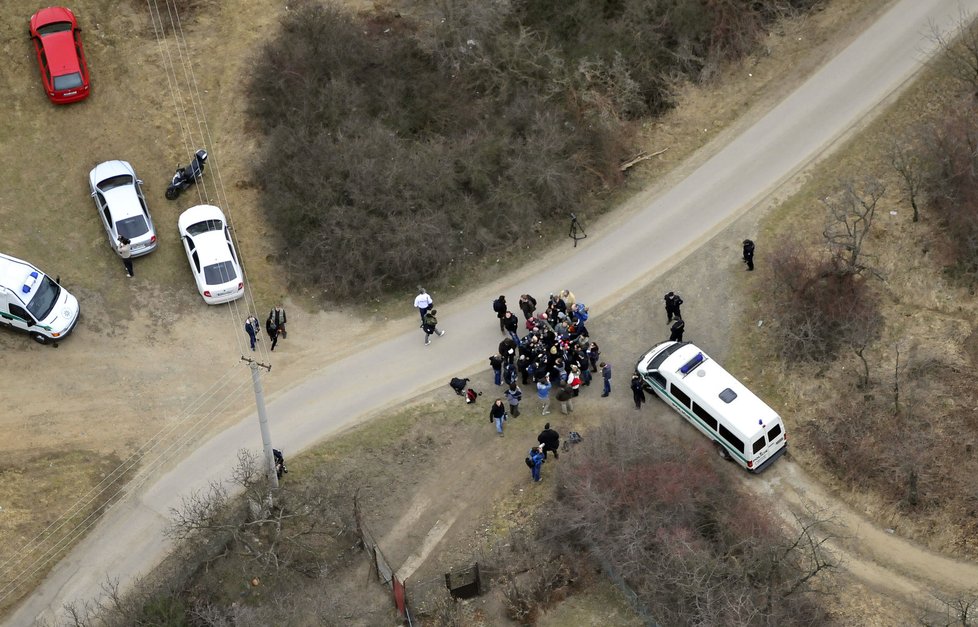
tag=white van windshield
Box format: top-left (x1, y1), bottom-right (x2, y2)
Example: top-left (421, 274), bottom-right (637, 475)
top-left (26, 275), bottom-right (60, 321)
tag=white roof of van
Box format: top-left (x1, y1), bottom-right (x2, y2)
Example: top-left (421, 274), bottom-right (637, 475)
top-left (0, 253), bottom-right (42, 303)
top-left (656, 342), bottom-right (780, 442)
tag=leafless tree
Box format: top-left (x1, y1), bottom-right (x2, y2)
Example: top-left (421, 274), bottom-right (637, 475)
top-left (888, 132), bottom-right (926, 222)
top-left (932, 10), bottom-right (978, 99)
top-left (822, 177), bottom-right (886, 277)
top-left (919, 589), bottom-right (978, 626)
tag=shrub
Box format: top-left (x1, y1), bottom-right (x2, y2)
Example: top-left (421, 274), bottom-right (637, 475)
top-left (766, 239), bottom-right (883, 363)
top-left (543, 416), bottom-right (830, 625)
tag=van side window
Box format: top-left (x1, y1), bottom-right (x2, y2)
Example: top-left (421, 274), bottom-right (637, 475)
top-left (649, 372), bottom-right (666, 388)
top-left (767, 423), bottom-right (782, 441)
top-left (752, 436), bottom-right (766, 454)
top-left (692, 402), bottom-right (717, 431)
top-left (670, 385), bottom-right (691, 408)
top-left (718, 424), bottom-right (744, 454)
top-left (9, 304), bottom-right (31, 322)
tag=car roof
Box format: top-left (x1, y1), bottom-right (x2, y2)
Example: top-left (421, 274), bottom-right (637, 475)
top-left (41, 31), bottom-right (81, 77)
top-left (90, 162), bottom-right (144, 222)
top-left (653, 343), bottom-right (781, 441)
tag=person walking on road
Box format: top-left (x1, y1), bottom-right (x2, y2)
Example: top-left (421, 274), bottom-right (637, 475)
top-left (421, 309), bottom-right (446, 346)
top-left (492, 295), bottom-right (508, 332)
top-left (664, 292), bottom-right (683, 323)
top-left (505, 382), bottom-right (523, 418)
top-left (519, 294), bottom-right (537, 321)
top-left (244, 315), bottom-right (260, 352)
top-left (490, 399), bottom-right (507, 436)
top-left (538, 423), bottom-right (560, 460)
top-left (117, 235), bottom-right (134, 278)
top-left (537, 374), bottom-right (552, 415)
top-left (743, 239), bottom-right (755, 271)
top-left (414, 288), bottom-right (433, 322)
top-left (631, 374), bottom-right (647, 410)
top-left (529, 444), bottom-right (545, 482)
top-left (600, 362), bottom-right (612, 397)
top-left (669, 319), bottom-right (685, 342)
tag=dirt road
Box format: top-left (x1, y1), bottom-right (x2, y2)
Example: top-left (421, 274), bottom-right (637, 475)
top-left (9, 0), bottom-right (978, 623)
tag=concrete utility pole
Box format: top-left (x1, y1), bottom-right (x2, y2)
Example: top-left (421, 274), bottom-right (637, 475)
top-left (241, 356), bottom-right (278, 489)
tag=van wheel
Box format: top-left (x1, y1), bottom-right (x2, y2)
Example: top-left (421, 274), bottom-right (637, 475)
top-left (30, 332), bottom-right (49, 345)
top-left (714, 442), bottom-right (731, 461)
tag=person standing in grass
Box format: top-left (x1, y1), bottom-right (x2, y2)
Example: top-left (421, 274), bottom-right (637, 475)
top-left (489, 399), bottom-right (507, 436)
top-left (505, 382), bottom-right (523, 417)
top-left (529, 444), bottom-right (545, 482)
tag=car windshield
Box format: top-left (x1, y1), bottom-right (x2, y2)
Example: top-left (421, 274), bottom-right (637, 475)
top-left (53, 72), bottom-right (83, 91)
top-left (37, 22), bottom-right (73, 36)
top-left (97, 174), bottom-right (133, 192)
top-left (186, 219), bottom-right (223, 236)
top-left (117, 216), bottom-right (149, 239)
top-left (26, 274), bottom-right (61, 321)
top-left (203, 261), bottom-right (237, 286)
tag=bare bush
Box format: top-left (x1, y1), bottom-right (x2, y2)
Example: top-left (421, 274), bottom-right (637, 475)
top-left (543, 415), bottom-right (832, 625)
top-left (766, 239), bottom-right (883, 364)
top-left (931, 10), bottom-right (978, 99)
top-left (887, 130), bottom-right (928, 223)
top-left (919, 589), bottom-right (978, 626)
top-left (821, 177), bottom-right (885, 277)
top-left (920, 97), bottom-right (978, 282)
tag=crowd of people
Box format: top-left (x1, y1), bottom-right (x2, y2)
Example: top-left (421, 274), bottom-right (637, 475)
top-left (483, 289), bottom-right (610, 482)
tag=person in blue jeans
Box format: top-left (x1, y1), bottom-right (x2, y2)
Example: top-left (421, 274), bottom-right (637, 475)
top-left (489, 354), bottom-right (503, 386)
top-left (600, 362), bottom-right (611, 397)
top-left (537, 374), bottom-right (552, 415)
top-left (244, 315), bottom-right (260, 351)
top-left (530, 445), bottom-right (545, 482)
top-left (489, 399), bottom-right (507, 436)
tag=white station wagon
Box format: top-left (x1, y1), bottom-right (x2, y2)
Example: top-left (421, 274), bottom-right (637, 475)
top-left (177, 205), bottom-right (244, 305)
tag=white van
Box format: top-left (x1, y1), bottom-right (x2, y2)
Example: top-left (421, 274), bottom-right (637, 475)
top-left (636, 341), bottom-right (787, 473)
top-left (0, 253), bottom-right (80, 344)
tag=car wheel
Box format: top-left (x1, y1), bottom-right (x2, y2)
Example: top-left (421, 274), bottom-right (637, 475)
top-left (31, 332), bottom-right (49, 345)
top-left (165, 186), bottom-right (179, 200)
top-left (714, 441), bottom-right (731, 461)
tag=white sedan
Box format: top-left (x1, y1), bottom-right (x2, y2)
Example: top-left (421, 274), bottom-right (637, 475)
top-left (88, 160), bottom-right (158, 256)
top-left (177, 205), bottom-right (244, 305)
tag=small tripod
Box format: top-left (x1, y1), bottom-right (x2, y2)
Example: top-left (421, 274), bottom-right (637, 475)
top-left (569, 214), bottom-right (587, 247)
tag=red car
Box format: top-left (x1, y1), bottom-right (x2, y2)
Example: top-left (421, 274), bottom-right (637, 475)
top-left (29, 7), bottom-right (91, 104)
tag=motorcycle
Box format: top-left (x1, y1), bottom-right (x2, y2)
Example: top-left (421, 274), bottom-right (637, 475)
top-left (165, 149), bottom-right (208, 200)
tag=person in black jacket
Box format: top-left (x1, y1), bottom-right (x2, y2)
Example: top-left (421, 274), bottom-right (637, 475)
top-left (669, 319), bottom-right (685, 342)
top-left (489, 353), bottom-right (504, 386)
top-left (664, 292), bottom-right (683, 323)
top-left (489, 399), bottom-right (507, 436)
top-left (631, 375), bottom-right (647, 410)
top-left (519, 294), bottom-right (537, 320)
top-left (499, 337), bottom-right (518, 364)
top-left (493, 295), bottom-right (508, 332)
top-left (743, 239), bottom-right (755, 271)
top-left (268, 304), bottom-right (287, 339)
top-left (537, 423), bottom-right (560, 460)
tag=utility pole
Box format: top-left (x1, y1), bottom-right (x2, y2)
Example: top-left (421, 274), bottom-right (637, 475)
top-left (241, 356), bottom-right (278, 489)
